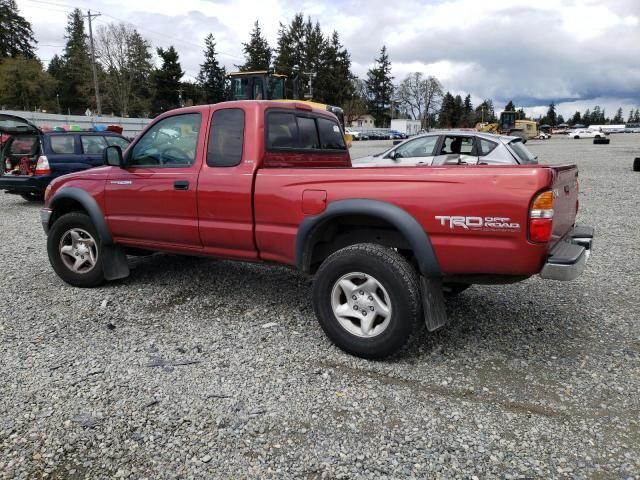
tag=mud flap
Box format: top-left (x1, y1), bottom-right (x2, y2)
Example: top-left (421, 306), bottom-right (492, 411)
top-left (102, 244), bottom-right (130, 280)
top-left (420, 276), bottom-right (448, 332)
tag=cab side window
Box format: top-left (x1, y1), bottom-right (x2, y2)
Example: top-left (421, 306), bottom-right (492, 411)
top-left (266, 111), bottom-right (344, 151)
top-left (440, 136), bottom-right (475, 155)
top-left (317, 117), bottom-right (346, 150)
top-left (394, 136), bottom-right (438, 158)
top-left (207, 109), bottom-right (244, 167)
top-left (129, 113), bottom-right (200, 167)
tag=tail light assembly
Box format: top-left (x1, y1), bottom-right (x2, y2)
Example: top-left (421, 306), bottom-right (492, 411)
top-left (35, 155), bottom-right (50, 175)
top-left (529, 190), bottom-right (554, 243)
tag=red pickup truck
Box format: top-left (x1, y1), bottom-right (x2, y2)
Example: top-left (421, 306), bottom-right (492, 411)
top-left (40, 101), bottom-right (593, 358)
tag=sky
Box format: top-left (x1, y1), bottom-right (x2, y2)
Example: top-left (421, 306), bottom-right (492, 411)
top-left (16, 0), bottom-right (640, 120)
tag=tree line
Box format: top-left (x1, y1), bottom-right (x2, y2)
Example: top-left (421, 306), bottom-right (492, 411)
top-left (1, 0), bottom-right (639, 128)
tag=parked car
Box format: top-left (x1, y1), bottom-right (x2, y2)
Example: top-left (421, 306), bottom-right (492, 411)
top-left (390, 130), bottom-right (407, 140)
top-left (352, 131), bottom-right (538, 167)
top-left (345, 128), bottom-right (362, 141)
top-left (0, 114), bottom-right (130, 201)
top-left (568, 129), bottom-right (605, 139)
top-left (40, 101), bottom-right (592, 359)
top-left (535, 132), bottom-right (551, 140)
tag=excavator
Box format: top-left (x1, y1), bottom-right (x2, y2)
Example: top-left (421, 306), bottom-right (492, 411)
top-left (227, 70), bottom-right (352, 147)
top-left (475, 110), bottom-right (537, 141)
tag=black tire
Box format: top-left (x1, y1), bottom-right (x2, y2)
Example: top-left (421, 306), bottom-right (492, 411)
top-left (47, 212), bottom-right (106, 288)
top-left (20, 192), bottom-right (44, 202)
top-left (634, 157), bottom-right (640, 172)
top-left (443, 282), bottom-right (471, 296)
top-left (574, 135), bottom-right (580, 139)
top-left (312, 243), bottom-right (421, 359)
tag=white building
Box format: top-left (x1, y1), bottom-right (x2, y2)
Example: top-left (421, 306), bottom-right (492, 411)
top-left (349, 114), bottom-right (376, 128)
top-left (390, 119), bottom-right (422, 136)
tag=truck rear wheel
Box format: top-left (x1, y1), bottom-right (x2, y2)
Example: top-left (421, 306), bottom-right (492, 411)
top-left (47, 212), bottom-right (106, 288)
top-left (312, 243), bottom-right (421, 359)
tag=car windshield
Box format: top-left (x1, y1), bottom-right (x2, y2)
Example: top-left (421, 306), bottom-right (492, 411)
top-left (509, 139), bottom-right (537, 164)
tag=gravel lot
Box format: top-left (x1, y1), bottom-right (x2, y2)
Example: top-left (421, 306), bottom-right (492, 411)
top-left (1, 134), bottom-right (639, 479)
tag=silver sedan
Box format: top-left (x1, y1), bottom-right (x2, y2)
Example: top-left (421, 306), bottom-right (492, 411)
top-left (352, 131), bottom-right (538, 167)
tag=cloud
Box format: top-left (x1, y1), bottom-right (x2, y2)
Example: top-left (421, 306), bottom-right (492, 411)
top-left (17, 0), bottom-right (640, 111)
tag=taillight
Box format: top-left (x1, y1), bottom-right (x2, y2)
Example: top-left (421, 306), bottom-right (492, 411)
top-left (35, 155), bottom-right (50, 175)
top-left (529, 190), bottom-right (554, 243)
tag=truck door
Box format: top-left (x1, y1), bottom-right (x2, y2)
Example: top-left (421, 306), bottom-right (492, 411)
top-left (104, 112), bottom-right (203, 247)
top-left (196, 107), bottom-right (258, 260)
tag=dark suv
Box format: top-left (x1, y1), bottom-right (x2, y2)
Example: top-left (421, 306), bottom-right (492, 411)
top-left (0, 114), bottom-right (130, 201)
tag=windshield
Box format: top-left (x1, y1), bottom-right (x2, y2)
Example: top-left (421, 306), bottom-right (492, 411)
top-left (230, 77), bottom-right (250, 100)
top-left (267, 77), bottom-right (285, 100)
top-left (509, 139), bottom-right (537, 164)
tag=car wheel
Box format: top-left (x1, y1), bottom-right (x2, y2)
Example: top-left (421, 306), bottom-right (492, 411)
top-left (47, 212), bottom-right (106, 288)
top-left (633, 157), bottom-right (640, 172)
top-left (20, 192), bottom-right (44, 202)
top-left (443, 282), bottom-right (471, 296)
top-left (574, 135), bottom-right (580, 139)
top-left (312, 243), bottom-right (421, 359)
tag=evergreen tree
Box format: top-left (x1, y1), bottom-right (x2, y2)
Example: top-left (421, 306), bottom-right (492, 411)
top-left (504, 100), bottom-right (515, 111)
top-left (582, 108), bottom-right (591, 125)
top-left (557, 114), bottom-right (565, 125)
top-left (438, 91), bottom-right (455, 127)
top-left (273, 13), bottom-right (306, 97)
top-left (0, 56), bottom-right (54, 110)
top-left (314, 31), bottom-right (354, 107)
top-left (56, 9), bottom-right (94, 114)
top-left (198, 34), bottom-right (226, 104)
top-left (0, 0), bottom-right (37, 59)
top-left (460, 94), bottom-right (474, 127)
top-left (628, 109), bottom-right (635, 123)
top-left (365, 46), bottom-right (394, 127)
top-left (152, 46), bottom-right (184, 115)
top-left (516, 107), bottom-right (526, 120)
top-left (546, 102), bottom-right (557, 126)
top-left (570, 111), bottom-right (581, 125)
top-left (634, 109), bottom-right (640, 123)
top-left (240, 21), bottom-right (271, 71)
top-left (612, 107), bottom-right (624, 124)
top-left (127, 31), bottom-right (154, 117)
top-left (475, 99), bottom-right (496, 123)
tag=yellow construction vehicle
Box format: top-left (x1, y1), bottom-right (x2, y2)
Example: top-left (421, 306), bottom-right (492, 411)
top-left (227, 70), bottom-right (352, 147)
top-left (475, 111), bottom-right (537, 140)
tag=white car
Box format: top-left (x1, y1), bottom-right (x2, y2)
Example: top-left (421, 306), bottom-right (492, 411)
top-left (568, 129), bottom-right (605, 139)
top-left (345, 128), bottom-right (360, 140)
top-left (535, 132), bottom-right (551, 140)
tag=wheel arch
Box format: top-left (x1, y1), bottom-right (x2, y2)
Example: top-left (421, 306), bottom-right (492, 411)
top-left (49, 187), bottom-right (113, 244)
top-left (295, 199), bottom-right (441, 278)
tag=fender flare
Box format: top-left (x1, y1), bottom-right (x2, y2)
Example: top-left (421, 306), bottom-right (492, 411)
top-left (49, 187), bottom-right (113, 245)
top-left (295, 199), bottom-right (441, 278)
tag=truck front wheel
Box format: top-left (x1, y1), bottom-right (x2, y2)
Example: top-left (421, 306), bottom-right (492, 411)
top-left (47, 212), bottom-right (106, 288)
top-left (312, 244), bottom-right (421, 359)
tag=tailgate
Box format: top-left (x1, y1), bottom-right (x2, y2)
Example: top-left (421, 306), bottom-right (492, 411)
top-left (549, 165), bottom-right (579, 246)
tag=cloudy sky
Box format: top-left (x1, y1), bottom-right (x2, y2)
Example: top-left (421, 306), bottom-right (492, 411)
top-left (17, 0), bottom-right (640, 119)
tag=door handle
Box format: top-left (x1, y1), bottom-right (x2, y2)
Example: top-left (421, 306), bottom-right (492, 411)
top-left (174, 180), bottom-right (189, 191)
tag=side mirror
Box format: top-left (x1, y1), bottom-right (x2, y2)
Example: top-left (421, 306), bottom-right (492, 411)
top-left (387, 150), bottom-right (399, 161)
top-left (103, 145), bottom-right (124, 168)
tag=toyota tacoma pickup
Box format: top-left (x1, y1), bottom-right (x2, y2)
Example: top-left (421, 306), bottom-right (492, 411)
top-left (40, 101), bottom-right (594, 358)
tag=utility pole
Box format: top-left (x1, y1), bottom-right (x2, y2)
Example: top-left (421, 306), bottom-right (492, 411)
top-left (83, 10), bottom-right (102, 116)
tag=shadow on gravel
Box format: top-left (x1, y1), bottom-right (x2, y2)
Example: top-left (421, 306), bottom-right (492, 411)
top-left (114, 253), bottom-right (585, 363)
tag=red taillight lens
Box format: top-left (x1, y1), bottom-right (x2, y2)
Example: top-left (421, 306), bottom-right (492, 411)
top-left (529, 190), bottom-right (554, 243)
top-left (35, 155), bottom-right (50, 175)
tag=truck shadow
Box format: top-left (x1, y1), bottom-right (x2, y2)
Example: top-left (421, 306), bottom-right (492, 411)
top-left (117, 253), bottom-right (586, 362)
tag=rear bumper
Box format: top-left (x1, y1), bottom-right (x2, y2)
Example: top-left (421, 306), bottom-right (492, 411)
top-left (0, 174), bottom-right (53, 194)
top-left (539, 225), bottom-right (594, 281)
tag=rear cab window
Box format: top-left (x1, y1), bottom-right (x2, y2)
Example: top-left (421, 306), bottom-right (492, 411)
top-left (207, 109), bottom-right (245, 167)
top-left (265, 109), bottom-right (350, 167)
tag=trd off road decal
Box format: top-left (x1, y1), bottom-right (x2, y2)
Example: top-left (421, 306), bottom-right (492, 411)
top-left (435, 215), bottom-right (521, 231)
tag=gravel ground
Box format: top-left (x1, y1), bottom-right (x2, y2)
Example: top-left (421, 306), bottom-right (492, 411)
top-left (1, 134), bottom-right (639, 479)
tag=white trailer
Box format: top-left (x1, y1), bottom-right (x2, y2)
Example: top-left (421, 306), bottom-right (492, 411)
top-left (390, 119), bottom-right (421, 136)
